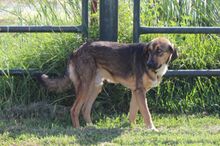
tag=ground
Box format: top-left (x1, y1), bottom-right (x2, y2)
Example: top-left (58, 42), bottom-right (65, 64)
top-left (0, 0), bottom-right (220, 145)
top-left (0, 112), bottom-right (219, 146)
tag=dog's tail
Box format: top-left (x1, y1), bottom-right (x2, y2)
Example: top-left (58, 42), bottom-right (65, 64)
top-left (36, 73), bottom-right (72, 93)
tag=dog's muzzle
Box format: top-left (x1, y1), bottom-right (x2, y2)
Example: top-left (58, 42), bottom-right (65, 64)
top-left (147, 61), bottom-right (161, 70)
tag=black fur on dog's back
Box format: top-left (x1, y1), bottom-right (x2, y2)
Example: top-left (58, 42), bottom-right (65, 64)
top-left (37, 41), bottom-right (150, 93)
top-left (85, 42), bottom-right (149, 78)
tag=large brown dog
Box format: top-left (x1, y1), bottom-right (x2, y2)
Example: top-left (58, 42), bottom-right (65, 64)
top-left (38, 37), bottom-right (177, 131)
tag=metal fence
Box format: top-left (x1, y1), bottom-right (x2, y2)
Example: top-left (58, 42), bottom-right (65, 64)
top-left (0, 0), bottom-right (88, 35)
top-left (133, 0), bottom-right (220, 76)
top-left (0, 0), bottom-right (220, 77)
top-left (0, 0), bottom-right (88, 76)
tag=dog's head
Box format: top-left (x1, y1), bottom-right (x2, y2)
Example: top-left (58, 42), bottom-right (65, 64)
top-left (144, 37), bottom-right (178, 70)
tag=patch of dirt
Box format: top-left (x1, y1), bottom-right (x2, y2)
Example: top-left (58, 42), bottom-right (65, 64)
top-left (0, 102), bottom-right (70, 121)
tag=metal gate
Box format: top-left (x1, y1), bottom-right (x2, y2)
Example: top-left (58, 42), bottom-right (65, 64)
top-left (0, 0), bottom-right (88, 76)
top-left (0, 0), bottom-right (220, 77)
top-left (133, 0), bottom-right (220, 77)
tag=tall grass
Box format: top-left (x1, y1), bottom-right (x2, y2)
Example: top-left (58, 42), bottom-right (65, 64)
top-left (0, 0), bottom-right (219, 115)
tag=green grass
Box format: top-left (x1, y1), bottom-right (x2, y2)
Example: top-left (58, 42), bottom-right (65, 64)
top-left (0, 1), bottom-right (220, 145)
top-left (0, 0), bottom-right (220, 118)
top-left (0, 113), bottom-right (219, 146)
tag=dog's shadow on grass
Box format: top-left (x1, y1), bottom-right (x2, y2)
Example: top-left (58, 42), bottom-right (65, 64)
top-left (0, 119), bottom-right (125, 145)
top-left (67, 126), bottom-right (124, 145)
top-left (0, 102), bottom-right (126, 145)
top-left (0, 102), bottom-right (127, 145)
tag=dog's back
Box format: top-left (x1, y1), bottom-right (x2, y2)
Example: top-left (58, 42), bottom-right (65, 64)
top-left (37, 38), bottom-right (177, 130)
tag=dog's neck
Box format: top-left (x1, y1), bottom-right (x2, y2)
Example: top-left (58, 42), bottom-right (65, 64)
top-left (155, 64), bottom-right (168, 77)
top-left (146, 64), bottom-right (168, 88)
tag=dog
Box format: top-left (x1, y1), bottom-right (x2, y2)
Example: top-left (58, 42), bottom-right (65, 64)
top-left (38, 37), bottom-right (178, 131)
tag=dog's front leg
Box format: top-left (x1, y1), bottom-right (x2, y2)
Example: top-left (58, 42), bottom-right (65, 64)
top-left (129, 91), bottom-right (139, 124)
top-left (132, 88), bottom-right (158, 131)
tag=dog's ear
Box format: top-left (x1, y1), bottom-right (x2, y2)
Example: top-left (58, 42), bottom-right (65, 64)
top-left (143, 42), bottom-right (151, 57)
top-left (171, 48), bottom-right (178, 62)
top-left (144, 42), bottom-right (151, 52)
top-left (168, 45), bottom-right (178, 62)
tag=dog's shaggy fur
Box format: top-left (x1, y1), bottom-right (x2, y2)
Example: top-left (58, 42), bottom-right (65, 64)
top-left (38, 37), bottom-right (178, 131)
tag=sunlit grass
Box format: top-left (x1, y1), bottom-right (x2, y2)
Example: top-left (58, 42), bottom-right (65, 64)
top-left (0, 114), bottom-right (219, 145)
top-left (0, 0), bottom-right (219, 114)
top-left (0, 1), bottom-right (220, 145)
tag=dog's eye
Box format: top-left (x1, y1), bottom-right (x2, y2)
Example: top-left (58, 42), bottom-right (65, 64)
top-left (156, 49), bottom-right (163, 54)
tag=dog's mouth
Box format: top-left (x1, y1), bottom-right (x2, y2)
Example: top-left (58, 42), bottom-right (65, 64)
top-left (154, 64), bottom-right (163, 73)
top-left (156, 64), bottom-right (162, 70)
top-left (156, 64), bottom-right (166, 72)
top-left (147, 62), bottom-right (162, 70)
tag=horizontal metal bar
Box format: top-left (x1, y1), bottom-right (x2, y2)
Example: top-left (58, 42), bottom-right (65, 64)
top-left (165, 69), bottom-right (220, 77)
top-left (140, 27), bottom-right (220, 34)
top-left (0, 69), bottom-right (42, 76)
top-left (1, 69), bottom-right (220, 77)
top-left (0, 25), bottom-right (82, 33)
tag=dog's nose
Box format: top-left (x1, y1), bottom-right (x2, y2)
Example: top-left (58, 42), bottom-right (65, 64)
top-left (147, 61), bottom-right (157, 69)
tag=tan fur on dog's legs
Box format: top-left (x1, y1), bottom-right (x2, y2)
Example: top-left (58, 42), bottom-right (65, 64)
top-left (82, 85), bottom-right (102, 124)
top-left (133, 88), bottom-right (157, 131)
top-left (70, 84), bottom-right (88, 128)
top-left (129, 91), bottom-right (139, 124)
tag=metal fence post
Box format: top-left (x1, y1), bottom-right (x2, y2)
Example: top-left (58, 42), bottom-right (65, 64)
top-left (133, 0), bottom-right (140, 43)
top-left (100, 0), bottom-right (118, 41)
top-left (82, 0), bottom-right (88, 38)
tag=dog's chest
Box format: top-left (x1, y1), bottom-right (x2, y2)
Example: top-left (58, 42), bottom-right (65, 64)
top-left (143, 64), bottom-right (168, 89)
top-left (150, 77), bottom-right (160, 88)
top-left (156, 64), bottom-right (168, 77)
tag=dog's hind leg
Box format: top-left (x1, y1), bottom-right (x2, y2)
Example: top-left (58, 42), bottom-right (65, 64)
top-left (82, 84), bottom-right (102, 124)
top-left (70, 83), bottom-right (89, 128)
top-left (82, 72), bottom-right (103, 124)
top-left (69, 54), bottom-right (98, 128)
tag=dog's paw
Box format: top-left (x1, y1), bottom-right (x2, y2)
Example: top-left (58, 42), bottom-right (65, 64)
top-left (149, 127), bottom-right (159, 132)
top-left (147, 125), bottom-right (159, 132)
top-left (86, 123), bottom-right (95, 127)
